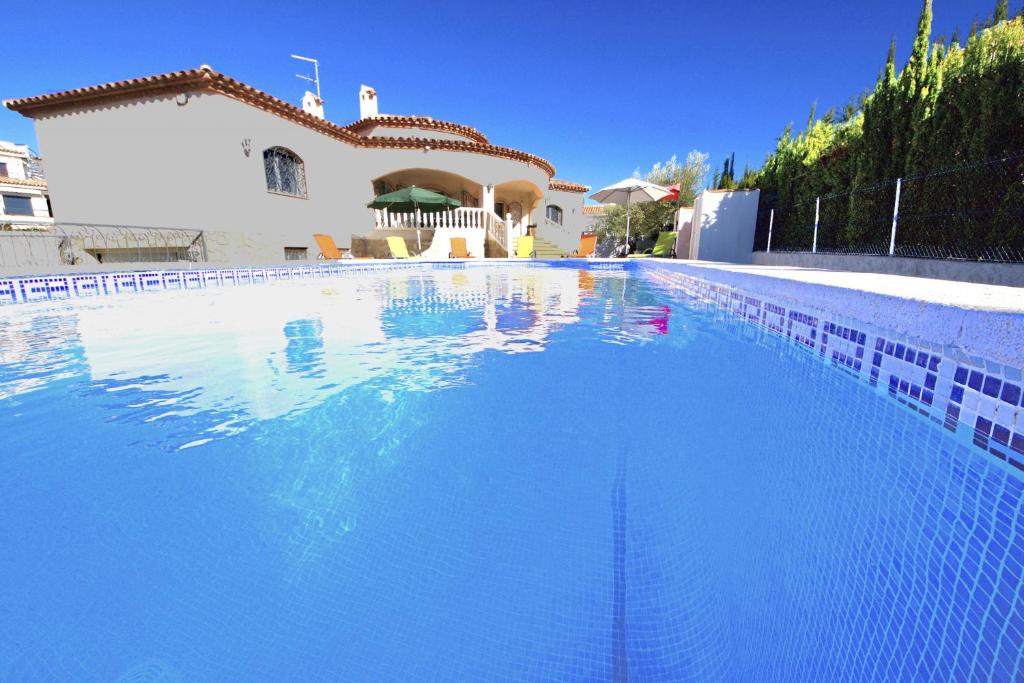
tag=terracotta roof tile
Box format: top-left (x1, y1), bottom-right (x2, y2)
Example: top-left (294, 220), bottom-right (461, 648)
top-left (548, 179), bottom-right (590, 193)
top-left (0, 144), bottom-right (28, 156)
top-left (581, 205), bottom-right (607, 215)
top-left (342, 115), bottom-right (489, 144)
top-left (0, 176), bottom-right (47, 189)
top-left (5, 66), bottom-right (557, 177)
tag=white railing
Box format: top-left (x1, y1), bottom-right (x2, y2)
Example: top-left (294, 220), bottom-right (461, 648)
top-left (488, 212), bottom-right (508, 251)
top-left (373, 207), bottom-right (489, 230)
top-left (372, 207), bottom-right (510, 252)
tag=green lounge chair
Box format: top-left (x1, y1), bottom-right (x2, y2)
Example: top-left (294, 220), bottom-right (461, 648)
top-left (628, 231), bottom-right (677, 258)
top-left (515, 235), bottom-right (536, 258)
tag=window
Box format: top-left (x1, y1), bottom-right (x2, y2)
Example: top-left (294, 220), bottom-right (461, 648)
top-left (263, 147), bottom-right (307, 197)
top-left (0, 163), bottom-right (7, 177)
top-left (546, 205), bottom-right (563, 225)
top-left (284, 247), bottom-right (308, 260)
top-left (2, 194), bottom-right (33, 216)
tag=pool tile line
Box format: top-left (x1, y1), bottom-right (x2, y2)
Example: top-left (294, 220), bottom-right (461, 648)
top-left (0, 260), bottom-right (614, 307)
top-left (0, 262), bottom-right (476, 306)
top-left (642, 267), bottom-right (1024, 476)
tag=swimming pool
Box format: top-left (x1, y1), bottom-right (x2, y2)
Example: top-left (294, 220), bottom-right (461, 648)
top-left (1, 262), bottom-right (1022, 681)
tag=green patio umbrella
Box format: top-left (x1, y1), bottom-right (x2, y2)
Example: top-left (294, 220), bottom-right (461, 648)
top-left (367, 186), bottom-right (462, 251)
top-left (367, 185), bottom-right (462, 212)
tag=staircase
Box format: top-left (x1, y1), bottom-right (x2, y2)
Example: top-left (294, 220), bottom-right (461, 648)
top-left (513, 235), bottom-right (565, 259)
top-left (535, 217), bottom-right (580, 254)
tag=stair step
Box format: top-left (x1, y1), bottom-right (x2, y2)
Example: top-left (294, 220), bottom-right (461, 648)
top-left (513, 236), bottom-right (565, 259)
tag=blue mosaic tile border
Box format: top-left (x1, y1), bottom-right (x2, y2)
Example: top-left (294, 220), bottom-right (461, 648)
top-left (0, 260), bottom-right (618, 307)
top-left (0, 262), bottom-right (471, 306)
top-left (644, 267), bottom-right (1024, 476)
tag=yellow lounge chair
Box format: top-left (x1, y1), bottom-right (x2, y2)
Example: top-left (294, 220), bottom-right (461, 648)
top-left (573, 233), bottom-right (597, 258)
top-left (314, 233), bottom-right (343, 260)
top-left (387, 236), bottom-right (412, 259)
top-left (449, 237), bottom-right (472, 258)
top-left (515, 235), bottom-right (536, 258)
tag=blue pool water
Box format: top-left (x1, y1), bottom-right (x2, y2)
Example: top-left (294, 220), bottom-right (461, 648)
top-left (1, 264), bottom-right (1022, 681)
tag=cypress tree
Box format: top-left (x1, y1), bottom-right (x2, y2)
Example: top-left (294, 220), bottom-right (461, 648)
top-left (747, 6), bottom-right (1023, 256)
top-left (906, 41), bottom-right (945, 176)
top-left (894, 0), bottom-right (933, 175)
top-left (905, 0), bottom-right (933, 94)
top-left (994, 0), bottom-right (1008, 23)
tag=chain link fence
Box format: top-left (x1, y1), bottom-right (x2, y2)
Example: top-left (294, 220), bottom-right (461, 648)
top-left (754, 151), bottom-right (1024, 262)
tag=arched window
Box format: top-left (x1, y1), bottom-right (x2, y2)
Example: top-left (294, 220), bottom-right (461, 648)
top-left (546, 204), bottom-right (563, 225)
top-left (263, 147), bottom-right (307, 197)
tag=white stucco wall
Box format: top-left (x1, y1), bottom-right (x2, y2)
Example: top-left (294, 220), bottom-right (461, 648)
top-left (31, 93), bottom-right (551, 263)
top-left (688, 189), bottom-right (760, 263)
top-left (0, 149), bottom-right (29, 180)
top-left (532, 188), bottom-right (587, 252)
top-left (673, 206), bottom-right (694, 259)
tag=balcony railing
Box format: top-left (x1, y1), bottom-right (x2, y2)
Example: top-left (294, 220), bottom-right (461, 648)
top-left (372, 207), bottom-right (510, 251)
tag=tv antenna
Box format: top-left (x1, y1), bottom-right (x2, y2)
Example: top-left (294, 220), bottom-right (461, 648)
top-left (290, 54), bottom-right (321, 99)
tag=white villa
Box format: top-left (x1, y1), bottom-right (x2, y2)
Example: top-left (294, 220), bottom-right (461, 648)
top-left (0, 141), bottom-right (52, 230)
top-left (4, 66), bottom-right (592, 263)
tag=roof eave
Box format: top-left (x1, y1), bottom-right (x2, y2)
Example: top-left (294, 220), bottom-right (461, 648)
top-left (4, 66), bottom-right (555, 176)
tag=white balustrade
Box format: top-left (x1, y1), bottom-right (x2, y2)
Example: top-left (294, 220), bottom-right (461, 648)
top-left (372, 207), bottom-right (509, 251)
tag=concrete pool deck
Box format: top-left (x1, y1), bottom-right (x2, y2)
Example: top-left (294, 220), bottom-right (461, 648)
top-left (652, 260), bottom-right (1024, 313)
top-left (637, 259), bottom-right (1024, 369)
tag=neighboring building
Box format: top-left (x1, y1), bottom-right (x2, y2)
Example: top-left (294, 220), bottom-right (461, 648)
top-left (0, 141), bottom-right (52, 230)
top-left (580, 204), bottom-right (606, 232)
top-left (4, 66), bottom-right (590, 262)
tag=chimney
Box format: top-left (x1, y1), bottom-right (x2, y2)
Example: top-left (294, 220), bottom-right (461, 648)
top-left (359, 85), bottom-right (378, 119)
top-left (302, 91), bottom-right (324, 119)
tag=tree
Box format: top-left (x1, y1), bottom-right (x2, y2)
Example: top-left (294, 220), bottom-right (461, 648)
top-left (644, 152), bottom-right (709, 203)
top-left (595, 151), bottom-right (710, 246)
top-left (715, 153), bottom-right (737, 189)
top-left (994, 0), bottom-right (1008, 23)
top-left (742, 9), bottom-right (1023, 257)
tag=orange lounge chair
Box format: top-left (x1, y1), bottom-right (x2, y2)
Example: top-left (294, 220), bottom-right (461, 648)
top-left (449, 237), bottom-right (473, 258)
top-left (314, 233), bottom-right (343, 260)
top-left (573, 233), bottom-right (597, 258)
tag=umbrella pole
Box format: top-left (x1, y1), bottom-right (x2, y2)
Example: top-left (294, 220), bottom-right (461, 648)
top-left (624, 190), bottom-right (632, 255)
top-left (415, 203), bottom-right (422, 252)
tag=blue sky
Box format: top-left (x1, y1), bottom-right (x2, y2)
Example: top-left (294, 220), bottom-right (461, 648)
top-left (1, 0), bottom-right (1013, 195)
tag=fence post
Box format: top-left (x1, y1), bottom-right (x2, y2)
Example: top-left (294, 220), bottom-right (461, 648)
top-left (766, 208), bottom-right (774, 254)
top-left (812, 196), bottom-right (819, 253)
top-left (889, 177), bottom-right (902, 256)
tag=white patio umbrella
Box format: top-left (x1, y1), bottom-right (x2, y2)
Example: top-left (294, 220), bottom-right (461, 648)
top-left (590, 179), bottom-right (671, 254)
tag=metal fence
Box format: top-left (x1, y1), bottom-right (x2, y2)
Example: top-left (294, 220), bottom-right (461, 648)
top-left (0, 223), bottom-right (206, 269)
top-left (754, 151), bottom-right (1024, 262)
